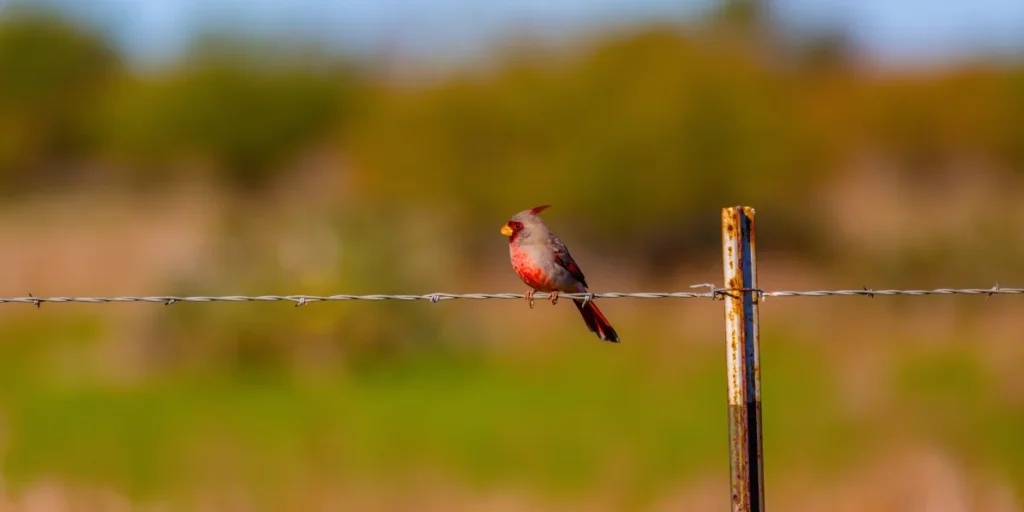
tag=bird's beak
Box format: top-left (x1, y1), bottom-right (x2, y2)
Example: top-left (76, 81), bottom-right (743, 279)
top-left (500, 224), bottom-right (513, 237)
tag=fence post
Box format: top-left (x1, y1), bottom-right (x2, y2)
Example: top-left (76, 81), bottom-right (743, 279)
top-left (721, 206), bottom-right (765, 512)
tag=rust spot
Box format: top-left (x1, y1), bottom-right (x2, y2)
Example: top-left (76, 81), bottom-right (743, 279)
top-left (728, 275), bottom-right (743, 289)
top-left (723, 207), bottom-right (741, 237)
top-left (728, 403), bottom-right (752, 509)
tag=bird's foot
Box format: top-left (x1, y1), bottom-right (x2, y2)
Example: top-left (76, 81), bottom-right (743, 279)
top-left (525, 290), bottom-right (535, 309)
top-left (549, 291), bottom-right (559, 305)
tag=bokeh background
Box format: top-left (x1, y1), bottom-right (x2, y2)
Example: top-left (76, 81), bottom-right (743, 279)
top-left (1, 0), bottom-right (1023, 510)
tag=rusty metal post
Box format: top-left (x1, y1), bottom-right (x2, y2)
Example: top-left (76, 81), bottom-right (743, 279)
top-left (721, 206), bottom-right (764, 512)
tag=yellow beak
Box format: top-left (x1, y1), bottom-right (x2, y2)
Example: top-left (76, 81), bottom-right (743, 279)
top-left (500, 224), bottom-right (513, 236)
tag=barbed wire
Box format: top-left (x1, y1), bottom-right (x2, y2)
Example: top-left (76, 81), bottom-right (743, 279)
top-left (2, 284), bottom-right (1021, 308)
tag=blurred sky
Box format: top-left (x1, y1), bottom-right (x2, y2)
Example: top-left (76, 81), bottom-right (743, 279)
top-left (3, 0), bottom-right (1024, 67)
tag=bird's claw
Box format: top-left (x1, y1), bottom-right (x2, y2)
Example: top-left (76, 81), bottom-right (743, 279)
top-left (549, 291), bottom-right (559, 305)
top-left (525, 290), bottom-right (534, 309)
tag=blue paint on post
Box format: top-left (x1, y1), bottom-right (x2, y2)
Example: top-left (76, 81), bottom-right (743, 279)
top-left (739, 209), bottom-right (764, 511)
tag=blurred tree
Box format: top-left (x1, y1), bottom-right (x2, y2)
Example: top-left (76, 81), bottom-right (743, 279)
top-left (706, 0), bottom-right (778, 56)
top-left (997, 68), bottom-right (1024, 172)
top-left (350, 26), bottom-right (824, 268)
top-left (0, 8), bottom-right (120, 186)
top-left (96, 35), bottom-right (359, 191)
top-left (0, 4), bottom-right (1021, 283)
top-left (709, 0), bottom-right (769, 34)
top-left (797, 31), bottom-right (855, 74)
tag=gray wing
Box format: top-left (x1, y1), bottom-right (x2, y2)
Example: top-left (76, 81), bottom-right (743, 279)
top-left (547, 235), bottom-right (588, 289)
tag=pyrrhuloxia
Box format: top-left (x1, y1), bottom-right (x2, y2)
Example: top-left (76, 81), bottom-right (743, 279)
top-left (500, 205), bottom-right (620, 343)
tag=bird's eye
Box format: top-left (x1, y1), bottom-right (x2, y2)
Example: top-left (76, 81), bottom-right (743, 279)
top-left (514, 222), bottom-right (523, 230)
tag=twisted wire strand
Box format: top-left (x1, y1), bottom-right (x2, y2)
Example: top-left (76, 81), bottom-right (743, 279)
top-left (3, 285), bottom-right (1021, 307)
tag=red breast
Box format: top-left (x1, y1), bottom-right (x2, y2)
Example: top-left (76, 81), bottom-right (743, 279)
top-left (510, 245), bottom-right (555, 291)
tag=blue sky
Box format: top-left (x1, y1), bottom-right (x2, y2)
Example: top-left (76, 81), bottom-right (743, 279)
top-left (4, 0), bottom-right (1024, 67)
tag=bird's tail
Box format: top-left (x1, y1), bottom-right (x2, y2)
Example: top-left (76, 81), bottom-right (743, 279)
top-left (573, 299), bottom-right (620, 343)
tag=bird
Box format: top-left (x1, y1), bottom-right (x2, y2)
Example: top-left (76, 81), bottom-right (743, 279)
top-left (499, 205), bottom-right (620, 343)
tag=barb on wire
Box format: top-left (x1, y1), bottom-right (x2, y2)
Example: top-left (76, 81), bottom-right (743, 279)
top-left (1, 291), bottom-right (716, 306)
top-left (762, 285), bottom-right (1022, 298)
top-left (2, 285), bottom-right (1021, 307)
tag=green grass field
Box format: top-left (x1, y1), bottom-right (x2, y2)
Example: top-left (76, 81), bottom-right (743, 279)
top-left (2, 314), bottom-right (1019, 509)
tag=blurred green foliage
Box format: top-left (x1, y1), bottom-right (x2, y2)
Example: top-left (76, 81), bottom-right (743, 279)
top-left (2, 321), bottom-right (1020, 507)
top-left (0, 9), bottom-right (119, 181)
top-left (95, 41), bottom-right (359, 189)
top-left (2, 7), bottom-right (1022, 264)
top-left (0, 324), bottom-right (852, 505)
